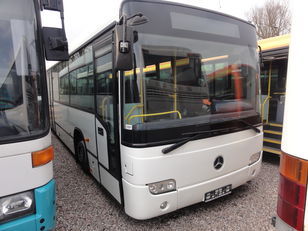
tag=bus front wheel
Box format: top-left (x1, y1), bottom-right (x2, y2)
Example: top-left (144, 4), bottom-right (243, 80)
top-left (76, 140), bottom-right (90, 174)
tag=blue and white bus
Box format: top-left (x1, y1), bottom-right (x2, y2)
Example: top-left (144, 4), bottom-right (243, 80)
top-left (0, 0), bottom-right (68, 230)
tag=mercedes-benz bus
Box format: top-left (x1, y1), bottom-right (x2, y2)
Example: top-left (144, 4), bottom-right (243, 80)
top-left (47, 0), bottom-right (263, 220)
top-left (0, 0), bottom-right (68, 230)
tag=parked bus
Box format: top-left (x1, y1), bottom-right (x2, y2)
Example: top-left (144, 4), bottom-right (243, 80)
top-left (258, 34), bottom-right (290, 155)
top-left (47, 0), bottom-right (263, 220)
top-left (0, 0), bottom-right (68, 230)
top-left (274, 2), bottom-right (308, 230)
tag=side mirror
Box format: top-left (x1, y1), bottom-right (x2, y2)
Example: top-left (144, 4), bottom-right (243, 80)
top-left (114, 24), bottom-right (134, 71)
top-left (40, 0), bottom-right (69, 61)
top-left (42, 27), bottom-right (69, 61)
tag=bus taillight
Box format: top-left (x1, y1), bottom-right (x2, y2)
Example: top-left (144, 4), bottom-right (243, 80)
top-left (277, 152), bottom-right (308, 231)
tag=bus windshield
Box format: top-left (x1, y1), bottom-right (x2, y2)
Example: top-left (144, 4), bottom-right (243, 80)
top-left (0, 0), bottom-right (47, 142)
top-left (122, 2), bottom-right (260, 136)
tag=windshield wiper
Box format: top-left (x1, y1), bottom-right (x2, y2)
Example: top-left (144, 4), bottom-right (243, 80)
top-left (161, 119), bottom-right (260, 154)
top-left (161, 128), bottom-right (230, 154)
top-left (236, 119), bottom-right (261, 133)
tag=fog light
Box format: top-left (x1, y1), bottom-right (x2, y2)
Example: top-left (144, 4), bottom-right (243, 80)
top-left (249, 151), bottom-right (261, 165)
top-left (160, 201), bottom-right (168, 209)
top-left (148, 179), bottom-right (176, 195)
top-left (0, 191), bottom-right (35, 224)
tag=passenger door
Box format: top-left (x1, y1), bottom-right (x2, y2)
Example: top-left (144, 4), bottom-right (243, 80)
top-left (92, 33), bottom-right (122, 203)
top-left (93, 35), bottom-right (119, 175)
top-left (268, 59), bottom-right (287, 123)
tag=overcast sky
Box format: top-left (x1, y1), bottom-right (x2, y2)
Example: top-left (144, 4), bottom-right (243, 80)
top-left (42, 0), bottom-right (270, 54)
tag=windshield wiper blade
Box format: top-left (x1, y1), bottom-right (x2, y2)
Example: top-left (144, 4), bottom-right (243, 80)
top-left (237, 119), bottom-right (261, 133)
top-left (161, 128), bottom-right (230, 154)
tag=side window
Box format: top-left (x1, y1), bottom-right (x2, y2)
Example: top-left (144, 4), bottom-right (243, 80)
top-left (260, 62), bottom-right (269, 95)
top-left (95, 46), bottom-right (115, 144)
top-left (70, 70), bottom-right (77, 95)
top-left (76, 65), bottom-right (94, 95)
top-left (55, 62), bottom-right (68, 103)
top-left (59, 73), bottom-right (69, 104)
top-left (270, 59), bottom-right (287, 93)
top-left (69, 46), bottom-right (94, 111)
top-left (96, 53), bottom-right (113, 95)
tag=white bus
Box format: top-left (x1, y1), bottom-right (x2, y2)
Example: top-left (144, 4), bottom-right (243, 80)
top-left (0, 0), bottom-right (68, 230)
top-left (48, 0), bottom-right (263, 220)
top-left (274, 2), bottom-right (308, 231)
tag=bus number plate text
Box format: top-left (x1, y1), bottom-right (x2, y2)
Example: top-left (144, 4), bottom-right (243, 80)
top-left (204, 184), bottom-right (232, 202)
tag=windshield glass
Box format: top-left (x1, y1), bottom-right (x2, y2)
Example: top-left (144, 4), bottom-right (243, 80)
top-left (0, 0), bottom-right (46, 142)
top-left (122, 2), bottom-right (260, 133)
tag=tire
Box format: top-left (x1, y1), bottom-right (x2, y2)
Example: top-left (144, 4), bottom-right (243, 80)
top-left (76, 139), bottom-right (90, 174)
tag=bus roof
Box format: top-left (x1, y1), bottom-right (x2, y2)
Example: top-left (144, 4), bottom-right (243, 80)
top-left (258, 34), bottom-right (290, 52)
top-left (120, 0), bottom-right (255, 28)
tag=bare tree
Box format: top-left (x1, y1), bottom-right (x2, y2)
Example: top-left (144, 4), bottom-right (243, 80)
top-left (246, 0), bottom-right (291, 39)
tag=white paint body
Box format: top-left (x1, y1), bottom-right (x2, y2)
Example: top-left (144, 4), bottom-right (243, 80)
top-left (53, 102), bottom-right (122, 203)
top-left (53, 99), bottom-right (263, 219)
top-left (281, 3), bottom-right (308, 161)
top-left (0, 133), bottom-right (53, 197)
top-left (121, 128), bottom-right (263, 219)
top-left (280, 2), bottom-right (308, 230)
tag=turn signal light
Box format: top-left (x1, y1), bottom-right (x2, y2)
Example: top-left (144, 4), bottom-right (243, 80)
top-left (32, 146), bottom-right (54, 167)
top-left (277, 152), bottom-right (308, 231)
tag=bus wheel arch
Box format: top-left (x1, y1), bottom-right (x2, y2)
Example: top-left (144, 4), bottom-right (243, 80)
top-left (74, 129), bottom-right (89, 173)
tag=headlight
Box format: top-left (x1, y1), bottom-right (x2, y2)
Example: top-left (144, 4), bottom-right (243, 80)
top-left (249, 151), bottom-right (261, 165)
top-left (0, 191), bottom-right (35, 224)
top-left (148, 179), bottom-right (176, 195)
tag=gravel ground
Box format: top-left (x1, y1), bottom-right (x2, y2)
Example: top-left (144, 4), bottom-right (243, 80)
top-left (53, 134), bottom-right (280, 231)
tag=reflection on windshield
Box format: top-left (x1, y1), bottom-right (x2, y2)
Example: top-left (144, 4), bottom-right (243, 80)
top-left (123, 33), bottom-right (259, 129)
top-left (0, 0), bottom-right (45, 141)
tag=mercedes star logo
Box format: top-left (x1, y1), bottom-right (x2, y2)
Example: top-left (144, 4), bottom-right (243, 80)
top-left (214, 156), bottom-right (224, 170)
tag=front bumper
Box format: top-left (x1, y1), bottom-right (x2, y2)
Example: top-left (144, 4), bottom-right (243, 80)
top-left (123, 159), bottom-right (261, 220)
top-left (0, 180), bottom-right (56, 231)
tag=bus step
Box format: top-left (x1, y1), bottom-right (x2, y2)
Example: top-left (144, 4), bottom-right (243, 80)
top-left (264, 137), bottom-right (281, 144)
top-left (263, 138), bottom-right (281, 150)
top-left (263, 146), bottom-right (281, 155)
top-left (263, 130), bottom-right (282, 140)
top-left (267, 123), bottom-right (283, 128)
top-left (264, 130), bottom-right (282, 135)
top-left (263, 123), bottom-right (283, 132)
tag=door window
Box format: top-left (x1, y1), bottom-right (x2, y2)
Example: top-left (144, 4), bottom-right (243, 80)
top-left (95, 51), bottom-right (114, 144)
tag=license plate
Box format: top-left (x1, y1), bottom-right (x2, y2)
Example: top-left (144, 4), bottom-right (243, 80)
top-left (204, 184), bottom-right (232, 202)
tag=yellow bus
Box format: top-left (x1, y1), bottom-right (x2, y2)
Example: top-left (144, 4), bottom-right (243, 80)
top-left (258, 34), bottom-right (290, 155)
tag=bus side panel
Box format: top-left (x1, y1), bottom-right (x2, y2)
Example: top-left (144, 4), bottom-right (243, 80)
top-left (54, 102), bottom-right (97, 157)
top-left (54, 102), bottom-right (75, 152)
top-left (99, 166), bottom-right (121, 203)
